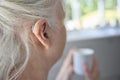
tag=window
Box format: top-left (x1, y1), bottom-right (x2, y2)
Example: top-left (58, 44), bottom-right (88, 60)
top-left (64, 0), bottom-right (120, 31)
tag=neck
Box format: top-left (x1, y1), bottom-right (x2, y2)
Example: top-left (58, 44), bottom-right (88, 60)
top-left (18, 69), bottom-right (48, 80)
top-left (18, 68), bottom-right (48, 80)
top-left (18, 49), bottom-right (49, 80)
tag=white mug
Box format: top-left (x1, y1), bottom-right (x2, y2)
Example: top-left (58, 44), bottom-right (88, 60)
top-left (73, 48), bottom-right (94, 75)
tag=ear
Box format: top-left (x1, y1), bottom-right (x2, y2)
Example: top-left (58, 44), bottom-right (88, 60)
top-left (32, 19), bottom-right (50, 49)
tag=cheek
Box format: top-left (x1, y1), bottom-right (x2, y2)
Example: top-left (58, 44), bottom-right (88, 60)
top-left (57, 27), bottom-right (66, 55)
top-left (48, 27), bottom-right (66, 64)
top-left (54, 26), bottom-right (66, 48)
top-left (61, 27), bottom-right (66, 47)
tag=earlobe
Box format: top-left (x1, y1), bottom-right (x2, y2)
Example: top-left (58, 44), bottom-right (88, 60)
top-left (32, 19), bottom-right (50, 49)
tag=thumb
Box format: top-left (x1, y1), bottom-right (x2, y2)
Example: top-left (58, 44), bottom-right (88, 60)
top-left (66, 65), bottom-right (74, 80)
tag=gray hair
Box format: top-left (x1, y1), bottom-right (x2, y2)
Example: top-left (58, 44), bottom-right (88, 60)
top-left (0, 0), bottom-right (65, 80)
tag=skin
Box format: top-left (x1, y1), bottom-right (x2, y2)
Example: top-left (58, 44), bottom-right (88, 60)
top-left (18, 18), bottom-right (66, 80)
top-left (56, 49), bottom-right (100, 80)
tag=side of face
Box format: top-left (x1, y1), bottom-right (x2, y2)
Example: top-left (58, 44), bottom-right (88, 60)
top-left (31, 18), bottom-right (66, 68)
top-left (47, 22), bottom-right (66, 65)
top-left (29, 0), bottom-right (66, 70)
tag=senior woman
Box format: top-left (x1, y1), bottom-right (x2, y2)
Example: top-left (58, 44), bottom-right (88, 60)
top-left (0, 0), bottom-right (99, 80)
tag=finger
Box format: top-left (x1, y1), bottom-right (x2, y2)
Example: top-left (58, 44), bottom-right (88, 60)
top-left (92, 56), bottom-right (97, 70)
top-left (83, 64), bottom-right (92, 80)
top-left (91, 56), bottom-right (98, 73)
top-left (63, 65), bottom-right (74, 80)
top-left (64, 48), bottom-right (77, 66)
top-left (68, 65), bottom-right (74, 76)
top-left (92, 56), bottom-right (100, 79)
top-left (92, 67), bottom-right (100, 80)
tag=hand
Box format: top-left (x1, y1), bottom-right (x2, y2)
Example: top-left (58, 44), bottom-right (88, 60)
top-left (83, 56), bottom-right (100, 80)
top-left (56, 49), bottom-right (75, 80)
top-left (56, 49), bottom-right (100, 80)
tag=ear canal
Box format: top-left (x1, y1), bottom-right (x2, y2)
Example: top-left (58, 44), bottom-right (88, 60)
top-left (41, 22), bottom-right (48, 39)
top-left (43, 32), bottom-right (48, 39)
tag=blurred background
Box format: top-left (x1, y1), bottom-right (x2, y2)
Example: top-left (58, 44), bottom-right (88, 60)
top-left (48, 0), bottom-right (120, 80)
top-left (65, 0), bottom-right (120, 30)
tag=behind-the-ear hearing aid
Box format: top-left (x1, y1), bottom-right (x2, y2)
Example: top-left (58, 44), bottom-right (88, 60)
top-left (32, 24), bottom-right (48, 39)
